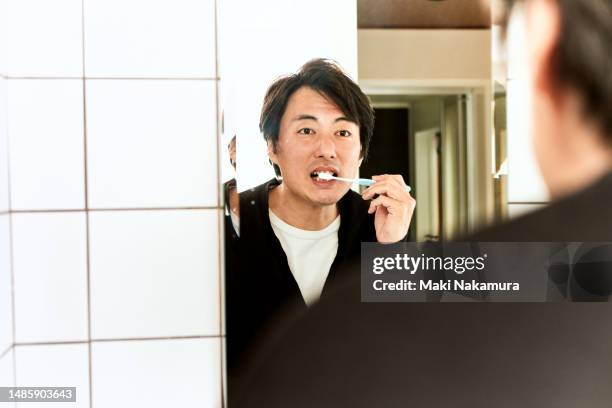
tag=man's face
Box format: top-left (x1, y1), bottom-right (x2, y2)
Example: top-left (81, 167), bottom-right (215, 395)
top-left (268, 86), bottom-right (362, 206)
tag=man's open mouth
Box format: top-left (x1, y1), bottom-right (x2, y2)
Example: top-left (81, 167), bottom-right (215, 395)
top-left (310, 168), bottom-right (339, 180)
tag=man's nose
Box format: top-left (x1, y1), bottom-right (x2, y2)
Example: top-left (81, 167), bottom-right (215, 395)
top-left (314, 134), bottom-right (337, 159)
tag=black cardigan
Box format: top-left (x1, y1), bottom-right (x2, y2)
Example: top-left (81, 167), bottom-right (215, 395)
top-left (226, 178), bottom-right (380, 372)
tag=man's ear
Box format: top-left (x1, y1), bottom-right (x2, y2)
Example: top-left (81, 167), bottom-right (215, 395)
top-left (358, 143), bottom-right (364, 167)
top-left (267, 139), bottom-right (278, 165)
top-left (526, 0), bottom-right (562, 98)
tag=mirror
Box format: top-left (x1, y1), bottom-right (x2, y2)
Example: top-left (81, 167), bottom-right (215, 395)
top-left (220, 0), bottom-right (499, 401)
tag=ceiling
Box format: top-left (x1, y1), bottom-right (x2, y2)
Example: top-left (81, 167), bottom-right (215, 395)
top-left (358, 0), bottom-right (492, 29)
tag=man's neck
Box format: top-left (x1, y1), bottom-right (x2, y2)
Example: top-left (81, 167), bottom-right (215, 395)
top-left (268, 183), bottom-right (338, 231)
top-left (547, 98), bottom-right (612, 199)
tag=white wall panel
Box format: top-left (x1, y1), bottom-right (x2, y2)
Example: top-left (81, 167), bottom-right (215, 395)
top-left (12, 213), bottom-right (88, 343)
top-left (89, 210), bottom-right (220, 339)
top-left (0, 349), bottom-right (15, 391)
top-left (505, 4), bottom-right (549, 204)
top-left (0, 215), bottom-right (12, 353)
top-left (7, 80), bottom-right (85, 210)
top-left (91, 339), bottom-right (221, 408)
top-left (15, 344), bottom-right (89, 408)
top-left (6, 0), bottom-right (82, 77)
top-left (86, 80), bottom-right (217, 209)
top-left (0, 78), bottom-right (8, 213)
top-left (84, 0), bottom-right (216, 78)
top-left (0, 0), bottom-right (8, 76)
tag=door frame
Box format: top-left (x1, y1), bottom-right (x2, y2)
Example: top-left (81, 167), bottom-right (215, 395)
top-left (361, 79), bottom-right (495, 235)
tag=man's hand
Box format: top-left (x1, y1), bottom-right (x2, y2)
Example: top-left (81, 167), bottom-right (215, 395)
top-left (361, 174), bottom-right (416, 243)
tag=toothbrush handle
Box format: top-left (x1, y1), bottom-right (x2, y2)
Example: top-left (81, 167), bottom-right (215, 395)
top-left (356, 178), bottom-right (375, 187)
top-left (357, 178), bottom-right (412, 193)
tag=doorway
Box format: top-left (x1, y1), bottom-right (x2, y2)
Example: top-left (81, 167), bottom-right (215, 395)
top-left (366, 93), bottom-right (474, 241)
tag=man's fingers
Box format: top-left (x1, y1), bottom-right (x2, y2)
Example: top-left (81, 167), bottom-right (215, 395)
top-left (363, 180), bottom-right (409, 201)
top-left (372, 174), bottom-right (406, 187)
top-left (368, 195), bottom-right (401, 215)
top-left (364, 174), bottom-right (408, 200)
top-left (363, 181), bottom-right (401, 200)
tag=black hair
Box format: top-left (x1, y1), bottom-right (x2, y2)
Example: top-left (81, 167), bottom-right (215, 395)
top-left (505, 0), bottom-right (612, 141)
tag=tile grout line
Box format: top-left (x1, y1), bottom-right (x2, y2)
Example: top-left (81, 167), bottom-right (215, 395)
top-left (14, 335), bottom-right (223, 347)
top-left (93, 334), bottom-right (224, 342)
top-left (16, 340), bottom-right (88, 347)
top-left (213, 0), bottom-right (226, 406)
top-left (5, 76), bottom-right (220, 81)
top-left (81, 1), bottom-right (94, 407)
top-left (11, 206), bottom-right (220, 213)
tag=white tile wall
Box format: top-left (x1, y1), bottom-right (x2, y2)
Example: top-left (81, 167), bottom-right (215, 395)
top-left (4, 0), bottom-right (223, 405)
top-left (0, 215), bottom-right (12, 353)
top-left (14, 344), bottom-right (89, 408)
top-left (85, 80), bottom-right (218, 209)
top-left (506, 3), bottom-right (529, 83)
top-left (505, 4), bottom-right (549, 206)
top-left (6, 0), bottom-right (82, 77)
top-left (7, 80), bottom-right (85, 210)
top-left (12, 213), bottom-right (88, 343)
top-left (0, 0), bottom-right (7, 76)
top-left (84, 0), bottom-right (216, 78)
top-left (89, 210), bottom-right (220, 339)
top-left (0, 349), bottom-right (14, 388)
top-left (506, 78), bottom-right (548, 203)
top-left (0, 1), bottom-right (11, 397)
top-left (0, 356), bottom-right (15, 408)
top-left (0, 78), bottom-right (8, 213)
top-left (91, 338), bottom-right (221, 408)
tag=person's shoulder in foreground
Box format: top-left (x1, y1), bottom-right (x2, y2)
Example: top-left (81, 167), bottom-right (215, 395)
top-left (233, 298), bottom-right (612, 408)
top-left (469, 171), bottom-right (612, 242)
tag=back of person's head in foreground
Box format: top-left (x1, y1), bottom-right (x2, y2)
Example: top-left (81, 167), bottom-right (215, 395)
top-left (258, 59), bottom-right (375, 206)
top-left (511, 0), bottom-right (612, 198)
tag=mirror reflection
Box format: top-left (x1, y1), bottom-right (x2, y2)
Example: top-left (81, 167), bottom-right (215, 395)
top-left (220, 0), bottom-right (500, 401)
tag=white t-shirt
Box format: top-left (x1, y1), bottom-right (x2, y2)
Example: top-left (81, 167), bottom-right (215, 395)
top-left (269, 210), bottom-right (340, 307)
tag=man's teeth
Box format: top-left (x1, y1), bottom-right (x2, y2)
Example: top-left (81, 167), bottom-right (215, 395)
top-left (315, 171), bottom-right (334, 180)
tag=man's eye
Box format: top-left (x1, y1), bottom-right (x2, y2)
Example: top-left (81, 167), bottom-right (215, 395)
top-left (298, 128), bottom-right (314, 135)
top-left (336, 130), bottom-right (352, 137)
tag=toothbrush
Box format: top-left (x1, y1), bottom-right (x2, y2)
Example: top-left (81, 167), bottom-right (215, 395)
top-left (317, 173), bottom-right (411, 193)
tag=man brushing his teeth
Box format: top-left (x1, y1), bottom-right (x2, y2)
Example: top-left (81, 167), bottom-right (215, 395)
top-left (228, 59), bottom-right (415, 373)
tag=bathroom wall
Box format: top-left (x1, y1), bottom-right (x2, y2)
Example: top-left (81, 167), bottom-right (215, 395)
top-left (505, 5), bottom-right (549, 217)
top-left (1, 0), bottom-right (223, 407)
top-left (358, 29), bottom-right (491, 84)
top-left (0, 0), bottom-right (15, 394)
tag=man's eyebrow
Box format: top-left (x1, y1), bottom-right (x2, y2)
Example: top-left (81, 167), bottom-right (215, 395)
top-left (291, 114), bottom-right (356, 123)
top-left (292, 114), bottom-right (318, 122)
